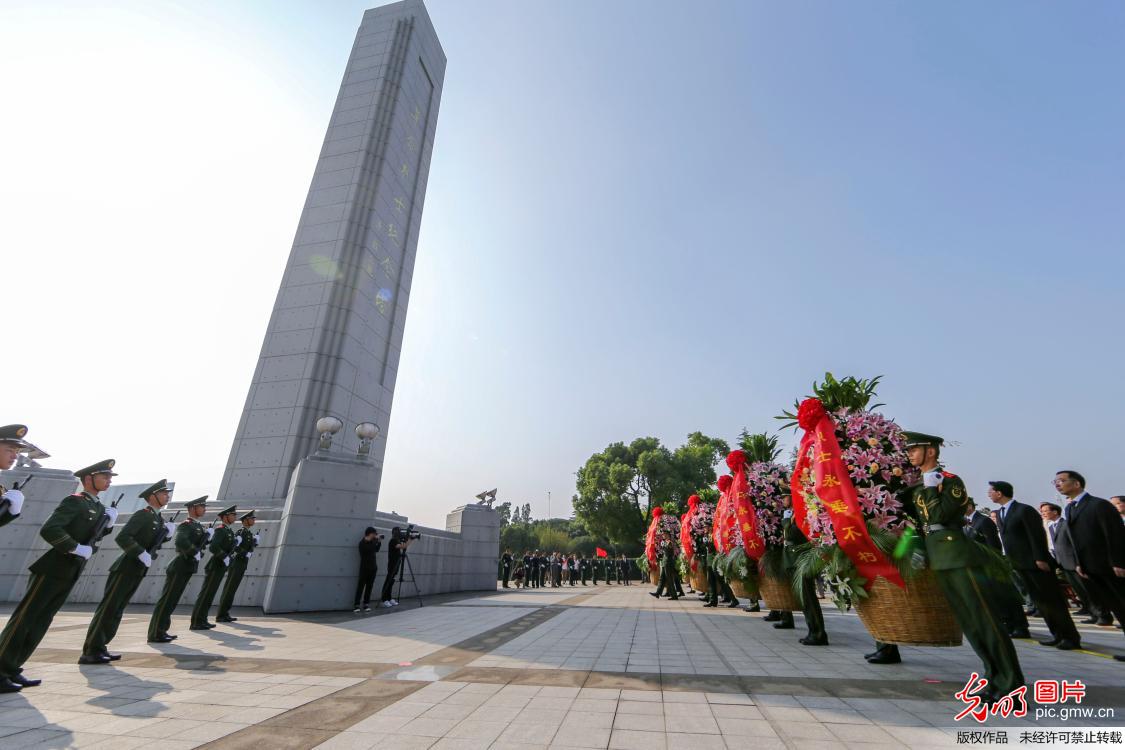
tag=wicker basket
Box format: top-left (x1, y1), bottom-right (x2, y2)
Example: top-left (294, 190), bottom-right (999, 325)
top-left (730, 577), bottom-right (758, 600)
top-left (758, 572), bottom-right (800, 611)
top-left (690, 564), bottom-right (709, 593)
top-left (648, 568), bottom-right (660, 585)
top-left (854, 570), bottom-right (962, 646)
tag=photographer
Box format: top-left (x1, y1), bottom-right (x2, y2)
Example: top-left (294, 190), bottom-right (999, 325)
top-left (354, 527), bottom-right (382, 613)
top-left (380, 526), bottom-right (415, 607)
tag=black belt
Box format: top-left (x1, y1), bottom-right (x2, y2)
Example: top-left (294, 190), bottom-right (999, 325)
top-left (923, 523), bottom-right (955, 533)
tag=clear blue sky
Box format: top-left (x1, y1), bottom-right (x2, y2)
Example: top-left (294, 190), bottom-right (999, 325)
top-left (4, 1), bottom-right (1123, 525)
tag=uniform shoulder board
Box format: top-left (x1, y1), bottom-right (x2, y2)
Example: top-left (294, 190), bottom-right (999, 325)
top-left (179, 519), bottom-right (193, 525)
top-left (941, 471), bottom-right (958, 479)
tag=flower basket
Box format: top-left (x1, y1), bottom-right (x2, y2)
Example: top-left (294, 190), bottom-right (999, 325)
top-left (854, 569), bottom-right (962, 646)
top-left (758, 571), bottom-right (799, 611)
top-left (730, 576), bottom-right (758, 600)
top-left (649, 567), bottom-right (660, 585)
top-left (690, 560), bottom-right (709, 592)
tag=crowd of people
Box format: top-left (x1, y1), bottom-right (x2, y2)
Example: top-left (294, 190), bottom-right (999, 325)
top-left (499, 550), bottom-right (635, 588)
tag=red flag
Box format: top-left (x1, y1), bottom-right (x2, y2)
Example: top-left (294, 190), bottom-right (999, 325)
top-left (595, 547), bottom-right (608, 558)
top-left (792, 398), bottom-right (904, 590)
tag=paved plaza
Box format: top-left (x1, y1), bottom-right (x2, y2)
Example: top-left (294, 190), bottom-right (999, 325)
top-left (0, 584), bottom-right (1122, 749)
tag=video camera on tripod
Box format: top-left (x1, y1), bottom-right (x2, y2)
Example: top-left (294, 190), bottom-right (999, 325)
top-left (404, 523), bottom-right (421, 541)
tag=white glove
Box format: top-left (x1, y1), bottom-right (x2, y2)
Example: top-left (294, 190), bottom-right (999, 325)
top-left (246, 551), bottom-right (253, 559)
top-left (138, 551), bottom-right (152, 568)
top-left (104, 506), bottom-right (119, 524)
top-left (194, 551), bottom-right (202, 561)
top-left (253, 534), bottom-right (260, 544)
top-left (923, 471), bottom-right (944, 488)
top-left (4, 489), bottom-right (24, 515)
top-left (206, 527), bottom-right (215, 540)
top-left (165, 522), bottom-right (177, 537)
top-left (72, 544), bottom-right (93, 560)
top-left (223, 555), bottom-right (231, 567)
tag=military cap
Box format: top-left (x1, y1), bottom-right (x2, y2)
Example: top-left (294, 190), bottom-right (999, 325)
top-left (218, 504), bottom-right (238, 517)
top-left (902, 431), bottom-right (944, 448)
top-left (184, 495), bottom-right (208, 508)
top-left (239, 509), bottom-right (256, 521)
top-left (0, 424), bottom-right (31, 448)
top-left (74, 459), bottom-right (118, 478)
top-left (139, 478), bottom-right (171, 499)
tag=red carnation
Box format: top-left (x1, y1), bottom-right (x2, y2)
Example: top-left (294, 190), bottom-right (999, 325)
top-left (688, 494), bottom-right (700, 509)
top-left (797, 397), bottom-right (828, 430)
top-left (652, 506), bottom-right (664, 518)
top-left (725, 449), bottom-right (747, 472)
top-left (717, 475), bottom-right (733, 492)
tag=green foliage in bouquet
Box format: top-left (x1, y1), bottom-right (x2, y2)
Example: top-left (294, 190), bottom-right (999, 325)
top-left (759, 546), bottom-right (786, 580)
top-left (634, 553), bottom-right (652, 575)
top-left (738, 431), bottom-right (782, 463)
top-left (790, 520), bottom-right (922, 611)
top-left (721, 546), bottom-right (757, 589)
top-left (776, 372), bottom-right (884, 428)
top-left (696, 487), bottom-right (719, 505)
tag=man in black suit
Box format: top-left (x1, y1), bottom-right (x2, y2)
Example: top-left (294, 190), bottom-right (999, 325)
top-left (1042, 503), bottom-right (1100, 620)
top-left (966, 499), bottom-right (1002, 550)
top-left (985, 484), bottom-right (1032, 638)
top-left (991, 482), bottom-right (1080, 650)
top-left (1054, 470), bottom-right (1125, 662)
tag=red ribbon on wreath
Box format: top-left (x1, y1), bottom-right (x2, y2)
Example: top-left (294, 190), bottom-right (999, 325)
top-left (713, 475), bottom-right (735, 554)
top-left (681, 495), bottom-right (699, 569)
top-left (790, 398), bottom-right (904, 590)
top-left (645, 506), bottom-right (663, 567)
top-left (727, 450), bottom-right (766, 561)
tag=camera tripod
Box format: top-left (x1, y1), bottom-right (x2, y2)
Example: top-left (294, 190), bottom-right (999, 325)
top-left (394, 550), bottom-right (424, 608)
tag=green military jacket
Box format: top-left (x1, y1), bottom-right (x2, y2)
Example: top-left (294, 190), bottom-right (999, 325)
top-left (231, 526), bottom-right (257, 562)
top-left (109, 505), bottom-right (164, 575)
top-left (29, 492), bottom-right (109, 582)
top-left (168, 518), bottom-right (208, 575)
top-left (911, 470), bottom-right (986, 571)
top-left (204, 523), bottom-right (237, 573)
top-left (781, 515), bottom-right (808, 571)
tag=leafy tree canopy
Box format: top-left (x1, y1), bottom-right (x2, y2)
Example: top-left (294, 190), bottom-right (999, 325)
top-left (573, 432), bottom-right (729, 546)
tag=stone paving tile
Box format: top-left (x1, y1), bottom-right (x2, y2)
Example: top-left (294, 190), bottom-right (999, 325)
top-left (1, 585), bottom-right (1122, 750)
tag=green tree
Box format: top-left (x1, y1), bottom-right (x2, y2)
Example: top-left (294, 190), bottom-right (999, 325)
top-left (495, 501), bottom-right (512, 528)
top-left (572, 432), bottom-right (729, 547)
top-left (535, 526), bottom-right (571, 553)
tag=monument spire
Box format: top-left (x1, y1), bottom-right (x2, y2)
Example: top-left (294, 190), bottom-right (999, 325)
top-left (217, 0), bottom-right (445, 513)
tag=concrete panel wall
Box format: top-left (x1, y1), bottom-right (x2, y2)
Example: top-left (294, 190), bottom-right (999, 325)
top-left (2, 463), bottom-right (500, 614)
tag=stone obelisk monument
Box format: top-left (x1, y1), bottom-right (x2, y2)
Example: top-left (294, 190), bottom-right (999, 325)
top-left (218, 0), bottom-right (445, 511)
top-left (3, 1), bottom-right (500, 612)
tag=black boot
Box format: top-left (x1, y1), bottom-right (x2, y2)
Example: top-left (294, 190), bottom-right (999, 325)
top-left (866, 644), bottom-right (902, 664)
top-left (763, 610), bottom-right (781, 622)
top-left (773, 611), bottom-right (795, 629)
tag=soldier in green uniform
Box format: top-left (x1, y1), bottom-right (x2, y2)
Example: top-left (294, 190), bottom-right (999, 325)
top-left (190, 504), bottom-right (238, 630)
top-left (782, 501), bottom-right (827, 645)
top-left (148, 496), bottom-right (209, 642)
top-left (0, 459), bottom-right (119, 693)
top-left (216, 509), bottom-right (259, 623)
top-left (80, 479), bottom-right (176, 664)
top-left (905, 432), bottom-right (1024, 702)
top-left (0, 425), bottom-right (34, 527)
